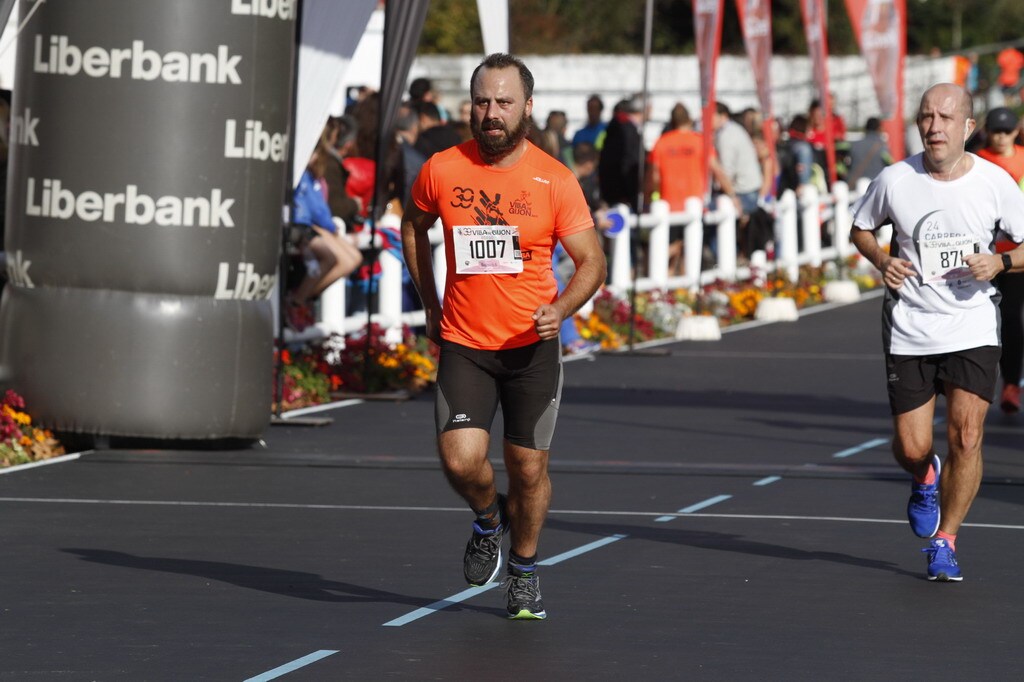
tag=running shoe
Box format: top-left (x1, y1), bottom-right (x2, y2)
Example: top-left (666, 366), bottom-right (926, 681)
top-left (504, 570), bottom-right (547, 620)
top-left (907, 454), bottom-right (941, 538)
top-left (922, 538), bottom-right (963, 582)
top-left (1000, 383), bottom-right (1021, 414)
top-left (463, 494), bottom-right (507, 586)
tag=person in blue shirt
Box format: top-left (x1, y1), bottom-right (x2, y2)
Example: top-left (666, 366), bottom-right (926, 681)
top-left (571, 94), bottom-right (607, 149)
top-left (289, 141), bottom-right (363, 330)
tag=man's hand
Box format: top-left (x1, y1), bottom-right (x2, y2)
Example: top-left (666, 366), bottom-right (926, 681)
top-left (881, 256), bottom-right (917, 289)
top-left (965, 252), bottom-right (1003, 282)
top-left (532, 304), bottom-right (563, 340)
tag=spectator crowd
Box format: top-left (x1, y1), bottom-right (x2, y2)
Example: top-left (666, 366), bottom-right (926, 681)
top-left (288, 72), bottom-right (1024, 381)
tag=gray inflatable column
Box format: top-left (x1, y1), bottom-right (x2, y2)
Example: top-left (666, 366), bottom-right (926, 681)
top-left (0, 0), bottom-right (295, 439)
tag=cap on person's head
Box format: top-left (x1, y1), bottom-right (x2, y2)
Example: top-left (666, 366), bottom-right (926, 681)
top-left (986, 107), bottom-right (1019, 132)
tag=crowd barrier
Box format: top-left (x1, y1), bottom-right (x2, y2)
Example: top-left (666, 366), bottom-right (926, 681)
top-left (279, 179), bottom-right (887, 346)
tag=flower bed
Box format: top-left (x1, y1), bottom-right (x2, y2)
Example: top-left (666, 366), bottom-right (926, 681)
top-left (578, 259), bottom-right (882, 348)
top-left (273, 259), bottom-right (881, 408)
top-left (274, 324), bottom-right (439, 412)
top-left (1, 390), bottom-right (65, 468)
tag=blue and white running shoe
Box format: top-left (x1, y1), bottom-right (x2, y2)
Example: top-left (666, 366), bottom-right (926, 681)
top-left (907, 454), bottom-right (941, 538)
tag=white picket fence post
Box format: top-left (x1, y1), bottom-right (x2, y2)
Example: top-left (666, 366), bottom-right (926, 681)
top-left (831, 180), bottom-right (851, 258)
top-left (647, 199), bottom-right (671, 289)
top-left (775, 189), bottom-right (799, 282)
top-left (799, 186), bottom-right (822, 268)
top-left (610, 203), bottom-right (633, 290)
top-left (714, 194), bottom-right (737, 280)
top-left (683, 196), bottom-right (704, 292)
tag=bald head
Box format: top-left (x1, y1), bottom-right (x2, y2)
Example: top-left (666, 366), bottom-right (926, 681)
top-left (919, 83), bottom-right (973, 121)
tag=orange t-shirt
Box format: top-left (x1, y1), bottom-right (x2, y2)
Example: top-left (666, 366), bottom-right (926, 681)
top-left (648, 129), bottom-right (705, 210)
top-left (412, 140), bottom-right (594, 350)
top-left (977, 146), bottom-right (1024, 185)
top-left (997, 48), bottom-right (1024, 88)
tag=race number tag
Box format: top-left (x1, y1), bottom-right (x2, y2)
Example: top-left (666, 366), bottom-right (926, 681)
top-left (453, 225), bottom-right (523, 274)
top-left (920, 234), bottom-right (975, 285)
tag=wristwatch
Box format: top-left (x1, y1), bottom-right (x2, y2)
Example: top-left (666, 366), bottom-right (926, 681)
top-left (1002, 253), bottom-right (1013, 273)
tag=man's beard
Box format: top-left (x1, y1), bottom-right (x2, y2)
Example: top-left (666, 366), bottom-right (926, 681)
top-left (472, 113), bottom-right (531, 158)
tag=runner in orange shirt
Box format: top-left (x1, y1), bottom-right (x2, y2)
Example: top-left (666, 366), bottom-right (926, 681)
top-left (401, 53), bottom-right (606, 620)
top-left (976, 107), bottom-right (1024, 412)
top-left (647, 102), bottom-right (735, 273)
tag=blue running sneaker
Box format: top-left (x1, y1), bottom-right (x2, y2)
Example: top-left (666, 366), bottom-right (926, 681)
top-left (907, 454), bottom-right (941, 538)
top-left (922, 538), bottom-right (963, 582)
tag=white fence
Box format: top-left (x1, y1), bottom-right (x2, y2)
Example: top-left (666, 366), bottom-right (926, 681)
top-left (281, 180), bottom-right (883, 346)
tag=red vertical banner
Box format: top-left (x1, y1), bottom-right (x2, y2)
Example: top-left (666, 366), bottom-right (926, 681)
top-left (735, 0), bottom-right (776, 172)
top-left (800, 0), bottom-right (837, 185)
top-left (694, 0), bottom-right (725, 202)
top-left (844, 0), bottom-right (906, 161)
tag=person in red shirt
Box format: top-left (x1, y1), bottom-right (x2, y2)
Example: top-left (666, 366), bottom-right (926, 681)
top-left (976, 106), bottom-right (1024, 412)
top-left (401, 53), bottom-right (606, 620)
top-left (997, 47), bottom-right (1024, 104)
top-left (647, 102), bottom-right (733, 272)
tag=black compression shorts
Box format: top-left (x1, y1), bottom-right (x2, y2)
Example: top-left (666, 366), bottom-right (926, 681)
top-left (434, 338), bottom-right (563, 451)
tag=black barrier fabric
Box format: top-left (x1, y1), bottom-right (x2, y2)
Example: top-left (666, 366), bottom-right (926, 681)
top-left (0, 0), bottom-right (295, 438)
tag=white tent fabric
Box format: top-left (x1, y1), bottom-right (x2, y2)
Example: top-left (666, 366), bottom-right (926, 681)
top-left (476, 0), bottom-right (509, 55)
top-left (293, 0), bottom-right (378, 187)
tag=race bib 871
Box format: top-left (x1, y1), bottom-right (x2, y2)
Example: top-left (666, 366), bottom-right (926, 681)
top-left (453, 225), bottom-right (523, 274)
top-left (920, 234), bottom-right (975, 285)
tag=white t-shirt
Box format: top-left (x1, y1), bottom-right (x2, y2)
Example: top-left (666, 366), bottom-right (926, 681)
top-left (852, 153), bottom-right (1024, 355)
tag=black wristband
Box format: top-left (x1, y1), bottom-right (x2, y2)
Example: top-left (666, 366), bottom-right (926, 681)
top-left (1002, 253), bottom-right (1013, 273)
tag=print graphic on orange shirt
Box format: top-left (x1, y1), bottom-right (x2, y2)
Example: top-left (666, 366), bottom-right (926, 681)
top-left (449, 185), bottom-right (534, 260)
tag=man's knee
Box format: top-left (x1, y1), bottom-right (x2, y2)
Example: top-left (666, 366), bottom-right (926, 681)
top-left (892, 433), bottom-right (931, 462)
top-left (507, 453), bottom-right (549, 490)
top-left (947, 420), bottom-right (984, 455)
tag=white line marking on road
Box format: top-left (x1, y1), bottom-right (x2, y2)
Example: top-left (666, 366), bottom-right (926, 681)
top-left (280, 400), bottom-right (363, 418)
top-left (753, 476), bottom-right (782, 486)
top-left (0, 452), bottom-right (85, 475)
top-left (0, 498), bottom-right (1020, 531)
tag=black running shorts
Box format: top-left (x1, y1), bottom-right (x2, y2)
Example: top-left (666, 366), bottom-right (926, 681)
top-left (434, 338), bottom-right (563, 451)
top-left (885, 345), bottom-right (1001, 415)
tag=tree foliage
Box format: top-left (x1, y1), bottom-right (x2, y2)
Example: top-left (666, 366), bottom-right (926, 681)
top-left (420, 0), bottom-right (1023, 57)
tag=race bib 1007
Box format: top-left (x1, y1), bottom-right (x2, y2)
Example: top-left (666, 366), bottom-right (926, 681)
top-left (453, 225), bottom-right (523, 274)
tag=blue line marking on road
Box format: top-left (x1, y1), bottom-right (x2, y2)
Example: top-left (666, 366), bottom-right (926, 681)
top-left (382, 534), bottom-right (628, 627)
top-left (833, 437), bottom-right (888, 459)
top-left (753, 476), bottom-right (781, 486)
top-left (245, 650), bottom-right (339, 681)
top-left (382, 584), bottom-right (501, 627)
top-left (655, 494), bottom-right (732, 522)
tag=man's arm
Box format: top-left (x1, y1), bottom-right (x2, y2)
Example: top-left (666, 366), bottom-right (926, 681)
top-left (850, 225), bottom-right (916, 289)
top-left (401, 202), bottom-right (443, 344)
top-left (532, 228), bottom-right (607, 340)
top-left (966, 243), bottom-right (1024, 281)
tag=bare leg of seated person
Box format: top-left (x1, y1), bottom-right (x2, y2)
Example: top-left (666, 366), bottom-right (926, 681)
top-left (310, 226), bottom-right (362, 298)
